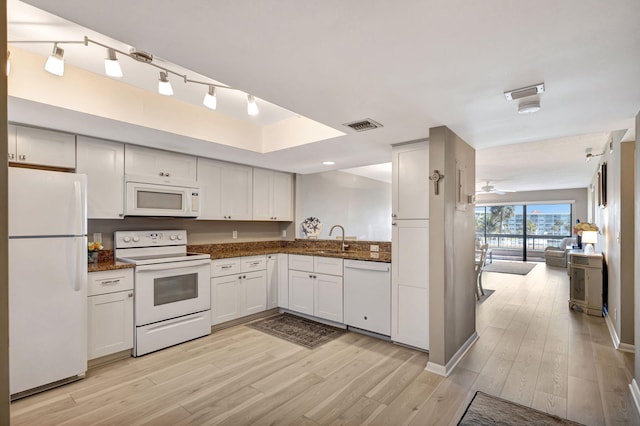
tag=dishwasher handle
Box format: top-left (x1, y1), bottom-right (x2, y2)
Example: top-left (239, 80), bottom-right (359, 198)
top-left (344, 262), bottom-right (390, 272)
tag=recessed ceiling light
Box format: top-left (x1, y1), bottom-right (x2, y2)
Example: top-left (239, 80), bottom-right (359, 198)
top-left (323, 161), bottom-right (335, 165)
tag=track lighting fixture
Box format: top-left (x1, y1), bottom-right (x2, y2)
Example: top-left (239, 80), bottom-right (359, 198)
top-left (247, 95), bottom-right (259, 116)
top-left (44, 43), bottom-right (65, 76)
top-left (104, 48), bottom-right (123, 78)
top-left (9, 36), bottom-right (262, 115)
top-left (585, 151), bottom-right (604, 162)
top-left (158, 71), bottom-right (173, 96)
top-left (203, 85), bottom-right (217, 110)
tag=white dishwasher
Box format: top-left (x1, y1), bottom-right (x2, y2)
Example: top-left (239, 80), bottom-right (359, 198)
top-left (343, 259), bottom-right (391, 336)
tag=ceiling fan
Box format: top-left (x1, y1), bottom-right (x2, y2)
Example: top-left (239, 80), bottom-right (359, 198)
top-left (476, 181), bottom-right (515, 195)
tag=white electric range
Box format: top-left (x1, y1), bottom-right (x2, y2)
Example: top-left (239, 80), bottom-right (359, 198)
top-left (115, 230), bottom-right (211, 356)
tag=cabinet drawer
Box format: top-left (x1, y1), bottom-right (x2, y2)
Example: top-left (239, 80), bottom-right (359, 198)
top-left (88, 269), bottom-right (134, 296)
top-left (241, 255), bottom-right (267, 272)
top-left (289, 255), bottom-right (314, 272)
top-left (314, 256), bottom-right (343, 276)
top-left (211, 258), bottom-right (241, 277)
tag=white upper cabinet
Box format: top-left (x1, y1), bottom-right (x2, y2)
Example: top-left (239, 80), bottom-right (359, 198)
top-left (252, 168), bottom-right (293, 221)
top-left (76, 136), bottom-right (125, 219)
top-left (197, 158), bottom-right (253, 220)
top-left (9, 125), bottom-right (76, 169)
top-left (125, 144), bottom-right (197, 186)
top-left (392, 142), bottom-right (429, 219)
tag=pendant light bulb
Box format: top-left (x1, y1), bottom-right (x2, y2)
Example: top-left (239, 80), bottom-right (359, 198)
top-left (203, 85), bottom-right (217, 110)
top-left (44, 43), bottom-right (65, 76)
top-left (247, 94), bottom-right (259, 116)
top-left (104, 48), bottom-right (123, 78)
top-left (158, 71), bottom-right (173, 96)
top-left (6, 51), bottom-right (11, 76)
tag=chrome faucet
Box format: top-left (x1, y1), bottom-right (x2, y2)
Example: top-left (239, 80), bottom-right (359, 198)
top-left (329, 225), bottom-right (349, 251)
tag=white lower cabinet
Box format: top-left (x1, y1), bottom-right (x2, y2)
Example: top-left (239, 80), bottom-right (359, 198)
top-left (267, 254), bottom-right (284, 309)
top-left (288, 255), bottom-right (343, 323)
top-left (87, 269), bottom-right (134, 360)
top-left (211, 256), bottom-right (267, 325)
top-left (392, 219), bottom-right (429, 350)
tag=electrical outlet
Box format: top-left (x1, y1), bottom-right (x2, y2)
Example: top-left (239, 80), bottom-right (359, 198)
top-left (93, 233), bottom-right (102, 243)
top-left (232, 230), bottom-right (238, 240)
top-left (370, 252), bottom-right (379, 259)
top-left (282, 230), bottom-right (287, 237)
top-left (370, 244), bottom-right (379, 252)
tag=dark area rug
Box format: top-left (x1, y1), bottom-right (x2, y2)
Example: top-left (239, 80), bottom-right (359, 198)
top-left (483, 261), bottom-right (537, 275)
top-left (477, 289), bottom-right (495, 304)
top-left (247, 313), bottom-right (346, 349)
top-left (458, 391), bottom-right (583, 425)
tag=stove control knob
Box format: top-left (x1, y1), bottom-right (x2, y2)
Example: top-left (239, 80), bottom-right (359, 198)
top-left (177, 235), bottom-right (184, 240)
top-left (123, 236), bottom-right (131, 243)
top-left (133, 236), bottom-right (140, 243)
top-left (170, 235), bottom-right (177, 241)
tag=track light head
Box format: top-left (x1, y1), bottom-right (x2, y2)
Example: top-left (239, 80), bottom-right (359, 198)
top-left (44, 43), bottom-right (65, 76)
top-left (104, 48), bottom-right (123, 78)
top-left (158, 71), bottom-right (173, 96)
top-left (247, 94), bottom-right (259, 116)
top-left (203, 85), bottom-right (217, 110)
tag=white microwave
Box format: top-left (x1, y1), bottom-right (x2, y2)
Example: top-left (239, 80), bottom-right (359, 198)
top-left (125, 181), bottom-right (200, 217)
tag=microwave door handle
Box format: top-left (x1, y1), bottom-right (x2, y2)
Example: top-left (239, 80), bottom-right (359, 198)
top-left (135, 258), bottom-right (211, 272)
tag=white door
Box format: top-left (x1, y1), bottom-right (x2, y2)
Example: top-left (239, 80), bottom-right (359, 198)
top-left (9, 167), bottom-right (87, 237)
top-left (270, 171), bottom-right (293, 221)
top-left (392, 142), bottom-right (429, 219)
top-left (392, 219), bottom-right (429, 350)
top-left (288, 270), bottom-right (314, 316)
top-left (222, 164), bottom-right (253, 220)
top-left (252, 168), bottom-right (272, 220)
top-left (76, 136), bottom-right (125, 219)
top-left (277, 254), bottom-right (289, 308)
top-left (15, 125), bottom-right (76, 169)
top-left (211, 274), bottom-right (240, 325)
top-left (266, 255), bottom-right (279, 309)
top-left (88, 291), bottom-right (134, 359)
top-left (9, 237), bottom-right (87, 394)
top-left (243, 270), bottom-right (267, 315)
top-left (314, 274), bottom-right (343, 322)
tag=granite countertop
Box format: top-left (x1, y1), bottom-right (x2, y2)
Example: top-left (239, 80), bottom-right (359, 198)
top-left (88, 239), bottom-right (391, 272)
top-left (88, 261), bottom-right (135, 273)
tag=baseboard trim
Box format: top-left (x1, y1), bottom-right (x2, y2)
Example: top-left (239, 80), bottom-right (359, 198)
top-left (630, 379), bottom-right (640, 417)
top-left (604, 313), bottom-right (635, 353)
top-left (425, 331), bottom-right (478, 377)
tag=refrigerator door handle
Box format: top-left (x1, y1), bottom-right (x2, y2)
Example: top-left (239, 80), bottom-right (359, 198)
top-left (70, 237), bottom-right (85, 292)
top-left (73, 180), bottom-right (82, 234)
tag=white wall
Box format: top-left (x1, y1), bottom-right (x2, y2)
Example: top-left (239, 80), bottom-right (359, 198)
top-left (295, 171), bottom-right (392, 241)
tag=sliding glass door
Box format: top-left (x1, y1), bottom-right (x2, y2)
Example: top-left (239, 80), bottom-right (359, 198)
top-left (475, 203), bottom-right (572, 262)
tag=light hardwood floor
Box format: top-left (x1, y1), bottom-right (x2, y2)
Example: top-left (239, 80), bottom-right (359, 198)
top-left (11, 264), bottom-right (640, 425)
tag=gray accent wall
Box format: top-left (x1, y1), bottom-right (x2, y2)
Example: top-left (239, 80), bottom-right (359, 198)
top-left (428, 126), bottom-right (476, 367)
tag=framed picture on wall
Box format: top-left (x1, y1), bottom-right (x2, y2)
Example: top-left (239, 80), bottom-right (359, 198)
top-left (599, 162), bottom-right (607, 207)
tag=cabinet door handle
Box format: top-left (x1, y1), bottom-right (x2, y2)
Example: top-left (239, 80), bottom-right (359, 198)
top-left (165, 172), bottom-right (170, 177)
top-left (8, 153), bottom-right (15, 160)
top-left (392, 213), bottom-right (397, 218)
top-left (159, 172), bottom-right (165, 176)
top-left (19, 154), bottom-right (26, 161)
top-left (250, 261), bottom-right (260, 266)
top-left (392, 222), bottom-right (397, 226)
top-left (128, 292), bottom-right (133, 298)
top-left (221, 265), bottom-right (233, 269)
top-left (100, 279), bottom-right (120, 286)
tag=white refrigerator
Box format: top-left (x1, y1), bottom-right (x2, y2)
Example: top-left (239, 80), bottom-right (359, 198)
top-left (8, 167), bottom-right (88, 397)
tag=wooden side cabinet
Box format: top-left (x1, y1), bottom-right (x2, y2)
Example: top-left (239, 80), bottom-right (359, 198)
top-left (568, 251), bottom-right (603, 316)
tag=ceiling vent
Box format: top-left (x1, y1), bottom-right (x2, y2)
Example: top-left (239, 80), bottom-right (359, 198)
top-left (504, 83), bottom-right (544, 101)
top-left (343, 118), bottom-right (383, 132)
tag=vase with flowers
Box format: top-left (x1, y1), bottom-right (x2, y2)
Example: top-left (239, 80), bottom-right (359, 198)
top-left (88, 241), bottom-right (103, 264)
top-left (573, 222), bottom-right (599, 249)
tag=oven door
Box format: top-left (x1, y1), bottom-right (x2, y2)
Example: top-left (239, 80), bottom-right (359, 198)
top-left (134, 258), bottom-right (210, 326)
